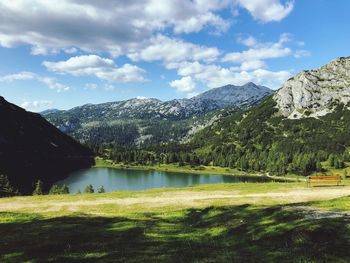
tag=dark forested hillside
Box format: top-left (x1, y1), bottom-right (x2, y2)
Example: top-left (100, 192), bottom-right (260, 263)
top-left (0, 96), bottom-right (94, 194)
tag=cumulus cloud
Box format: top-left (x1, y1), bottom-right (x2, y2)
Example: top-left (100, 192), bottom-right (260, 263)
top-left (0, 0), bottom-right (293, 56)
top-left (169, 76), bottom-right (197, 93)
top-left (235, 0), bottom-right (294, 22)
top-left (0, 0), bottom-right (233, 56)
top-left (43, 55), bottom-right (146, 83)
top-left (0, 1), bottom-right (296, 96)
top-left (237, 35), bottom-right (258, 47)
top-left (169, 61), bottom-right (290, 90)
top-left (128, 35), bottom-right (220, 63)
top-left (0, 71), bottom-right (69, 92)
top-left (223, 34), bottom-right (292, 64)
top-left (21, 100), bottom-right (53, 111)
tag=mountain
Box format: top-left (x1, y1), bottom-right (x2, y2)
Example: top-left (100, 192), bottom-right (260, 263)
top-left (275, 57), bottom-right (350, 118)
top-left (193, 82), bottom-right (272, 108)
top-left (44, 83), bottom-right (272, 146)
top-left (40, 108), bottom-right (60, 115)
top-left (0, 96), bottom-right (94, 194)
top-left (185, 57), bottom-right (350, 176)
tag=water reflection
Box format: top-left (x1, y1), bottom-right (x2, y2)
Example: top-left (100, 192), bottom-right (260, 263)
top-left (56, 168), bottom-right (272, 193)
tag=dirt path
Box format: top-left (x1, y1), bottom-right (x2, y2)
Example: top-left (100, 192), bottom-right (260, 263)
top-left (0, 187), bottom-right (349, 212)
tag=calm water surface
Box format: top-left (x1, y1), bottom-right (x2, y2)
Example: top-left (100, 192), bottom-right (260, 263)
top-left (57, 167), bottom-right (273, 193)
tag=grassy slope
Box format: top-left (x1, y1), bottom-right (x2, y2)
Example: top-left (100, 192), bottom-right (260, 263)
top-left (1, 182), bottom-right (350, 262)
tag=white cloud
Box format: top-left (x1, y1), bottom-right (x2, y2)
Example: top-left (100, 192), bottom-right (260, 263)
top-left (43, 55), bottom-right (146, 83)
top-left (0, 1), bottom-right (293, 56)
top-left (128, 35), bottom-right (220, 63)
top-left (223, 34), bottom-right (292, 63)
top-left (294, 50), bottom-right (311, 58)
top-left (21, 100), bottom-right (53, 111)
top-left (235, 0), bottom-right (294, 22)
top-left (170, 61), bottom-right (291, 90)
top-left (0, 71), bottom-right (36, 82)
top-left (38, 77), bottom-right (70, 92)
top-left (240, 60), bottom-right (266, 71)
top-left (0, 71), bottom-right (69, 92)
top-left (136, 96), bottom-right (148, 100)
top-left (172, 12), bottom-right (230, 34)
top-left (169, 76), bottom-right (197, 93)
top-left (0, 0), bottom-right (233, 56)
top-left (237, 35), bottom-right (258, 47)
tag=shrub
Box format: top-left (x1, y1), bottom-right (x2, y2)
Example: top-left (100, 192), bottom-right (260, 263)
top-left (97, 185), bottom-right (105, 193)
top-left (84, 184), bottom-right (94, 193)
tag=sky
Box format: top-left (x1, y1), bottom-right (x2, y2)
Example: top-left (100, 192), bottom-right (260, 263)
top-left (0, 0), bottom-right (349, 112)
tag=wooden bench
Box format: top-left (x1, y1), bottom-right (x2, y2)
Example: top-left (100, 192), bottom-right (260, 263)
top-left (307, 175), bottom-right (342, 187)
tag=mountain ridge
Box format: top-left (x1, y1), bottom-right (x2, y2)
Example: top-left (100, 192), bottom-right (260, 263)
top-left (43, 82), bottom-right (273, 146)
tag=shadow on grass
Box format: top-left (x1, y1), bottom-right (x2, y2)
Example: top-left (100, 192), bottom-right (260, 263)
top-left (0, 203), bottom-right (350, 262)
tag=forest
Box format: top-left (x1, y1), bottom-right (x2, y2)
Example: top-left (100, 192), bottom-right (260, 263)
top-left (89, 97), bottom-right (350, 176)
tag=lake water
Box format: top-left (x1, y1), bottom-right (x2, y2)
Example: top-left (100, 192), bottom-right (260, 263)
top-left (56, 167), bottom-right (273, 193)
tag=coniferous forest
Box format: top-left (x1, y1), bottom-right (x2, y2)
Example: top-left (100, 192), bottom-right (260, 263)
top-left (89, 97), bottom-right (350, 176)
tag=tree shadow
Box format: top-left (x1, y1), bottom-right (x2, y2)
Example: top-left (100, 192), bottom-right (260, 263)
top-left (0, 202), bottom-right (350, 262)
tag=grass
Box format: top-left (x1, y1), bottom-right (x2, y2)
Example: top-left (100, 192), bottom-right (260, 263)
top-left (94, 157), bottom-right (251, 176)
top-left (1, 182), bottom-right (350, 262)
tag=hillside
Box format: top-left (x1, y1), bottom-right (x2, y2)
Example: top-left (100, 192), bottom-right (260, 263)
top-left (188, 57), bottom-right (350, 175)
top-left (0, 96), bottom-right (94, 194)
top-left (43, 83), bottom-right (272, 147)
top-left (101, 57), bottom-right (350, 176)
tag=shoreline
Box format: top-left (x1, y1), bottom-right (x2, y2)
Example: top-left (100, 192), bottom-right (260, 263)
top-left (94, 157), bottom-right (302, 182)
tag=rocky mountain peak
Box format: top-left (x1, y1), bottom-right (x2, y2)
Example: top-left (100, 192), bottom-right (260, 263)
top-left (274, 57), bottom-right (350, 119)
top-left (192, 82), bottom-right (272, 108)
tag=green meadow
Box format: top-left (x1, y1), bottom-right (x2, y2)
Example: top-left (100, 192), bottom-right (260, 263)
top-left (1, 181), bottom-right (350, 262)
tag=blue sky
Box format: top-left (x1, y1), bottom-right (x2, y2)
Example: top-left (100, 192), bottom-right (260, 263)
top-left (0, 0), bottom-right (349, 111)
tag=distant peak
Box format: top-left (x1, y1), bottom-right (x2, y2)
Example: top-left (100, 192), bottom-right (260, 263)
top-left (244, 82), bottom-right (257, 86)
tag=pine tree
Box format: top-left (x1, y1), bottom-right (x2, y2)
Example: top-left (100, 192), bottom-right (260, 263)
top-left (0, 175), bottom-right (17, 197)
top-left (33, 180), bottom-right (43, 195)
top-left (84, 184), bottom-right (94, 193)
top-left (328, 154), bottom-right (336, 167)
top-left (60, 184), bottom-right (70, 194)
top-left (97, 185), bottom-right (105, 193)
top-left (316, 161), bottom-right (322, 172)
top-left (49, 185), bottom-right (60, 195)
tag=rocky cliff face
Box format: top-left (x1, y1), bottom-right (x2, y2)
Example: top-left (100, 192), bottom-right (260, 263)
top-left (274, 57), bottom-right (350, 119)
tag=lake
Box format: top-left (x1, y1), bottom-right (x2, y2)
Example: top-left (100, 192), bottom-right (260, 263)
top-left (56, 167), bottom-right (274, 193)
